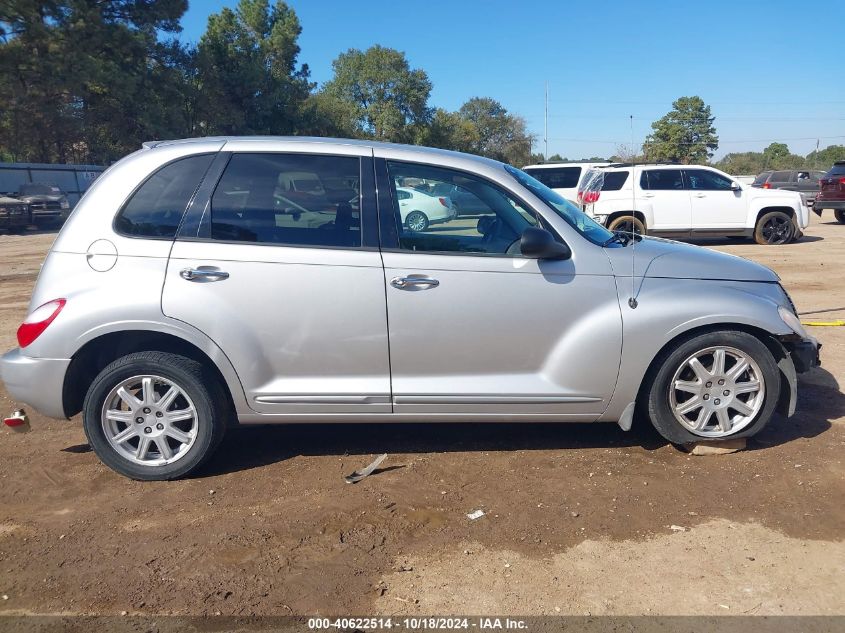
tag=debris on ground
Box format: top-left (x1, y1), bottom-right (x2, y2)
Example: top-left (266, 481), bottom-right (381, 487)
top-left (467, 510), bottom-right (485, 520)
top-left (683, 438), bottom-right (747, 455)
top-left (345, 453), bottom-right (388, 484)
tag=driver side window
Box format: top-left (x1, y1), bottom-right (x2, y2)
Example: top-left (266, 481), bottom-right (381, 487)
top-left (386, 161), bottom-right (537, 255)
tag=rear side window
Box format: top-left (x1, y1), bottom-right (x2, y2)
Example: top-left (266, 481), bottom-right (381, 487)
top-left (115, 154), bottom-right (214, 238)
top-left (210, 153), bottom-right (361, 247)
top-left (601, 171), bottom-right (629, 191)
top-left (524, 167), bottom-right (581, 189)
top-left (753, 172), bottom-right (771, 185)
top-left (829, 163), bottom-right (845, 176)
top-left (771, 171), bottom-right (793, 182)
top-left (640, 169), bottom-right (685, 190)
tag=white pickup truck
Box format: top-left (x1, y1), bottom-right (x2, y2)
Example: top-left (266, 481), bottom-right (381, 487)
top-left (578, 163), bottom-right (809, 245)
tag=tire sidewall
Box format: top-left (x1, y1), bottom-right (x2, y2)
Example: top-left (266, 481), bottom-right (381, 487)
top-left (608, 215), bottom-right (644, 234)
top-left (406, 211), bottom-right (429, 232)
top-left (83, 354), bottom-right (220, 480)
top-left (645, 331), bottom-right (780, 445)
top-left (754, 211), bottom-right (794, 245)
top-left (834, 209), bottom-right (845, 224)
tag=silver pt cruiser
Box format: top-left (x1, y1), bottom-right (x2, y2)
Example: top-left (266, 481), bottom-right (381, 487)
top-left (0, 137), bottom-right (820, 480)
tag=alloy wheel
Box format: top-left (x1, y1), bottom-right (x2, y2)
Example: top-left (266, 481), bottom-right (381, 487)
top-left (101, 375), bottom-right (198, 466)
top-left (761, 216), bottom-right (793, 244)
top-left (668, 346), bottom-right (765, 437)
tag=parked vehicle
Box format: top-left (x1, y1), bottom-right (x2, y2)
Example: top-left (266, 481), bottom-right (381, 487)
top-left (396, 186), bottom-right (455, 231)
top-left (579, 163), bottom-right (809, 245)
top-left (0, 195), bottom-right (30, 233)
top-left (522, 162), bottom-right (610, 202)
top-left (0, 138), bottom-right (819, 480)
top-left (429, 182), bottom-right (490, 216)
top-left (752, 169), bottom-right (826, 208)
top-left (15, 183), bottom-right (70, 228)
top-left (814, 162), bottom-right (845, 224)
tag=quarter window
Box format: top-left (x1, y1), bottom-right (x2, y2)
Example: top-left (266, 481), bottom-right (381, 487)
top-left (115, 154), bottom-right (214, 238)
top-left (640, 169), bottom-right (685, 190)
top-left (685, 169), bottom-right (733, 191)
top-left (210, 153), bottom-right (361, 247)
top-left (387, 162), bottom-right (538, 255)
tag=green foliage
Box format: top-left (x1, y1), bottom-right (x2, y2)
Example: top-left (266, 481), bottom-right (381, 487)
top-left (320, 45), bottom-right (432, 142)
top-left (196, 0), bottom-right (312, 136)
top-left (715, 143), bottom-right (845, 175)
top-left (645, 96), bottom-right (718, 164)
top-left (455, 97), bottom-right (535, 166)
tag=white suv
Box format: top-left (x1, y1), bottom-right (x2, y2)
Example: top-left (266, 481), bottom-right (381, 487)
top-left (522, 162), bottom-right (610, 202)
top-left (579, 164), bottom-right (809, 245)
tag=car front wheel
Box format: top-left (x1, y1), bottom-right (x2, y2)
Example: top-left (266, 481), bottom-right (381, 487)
top-left (754, 211), bottom-right (794, 245)
top-left (643, 330), bottom-right (780, 445)
top-left (83, 351), bottom-right (227, 480)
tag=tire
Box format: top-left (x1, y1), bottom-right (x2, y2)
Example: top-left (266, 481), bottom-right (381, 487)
top-left (835, 209), bottom-right (845, 224)
top-left (754, 211), bottom-right (794, 245)
top-left (642, 330), bottom-right (780, 445)
top-left (82, 351), bottom-right (228, 480)
top-left (405, 210), bottom-right (429, 232)
top-left (607, 215), bottom-right (645, 234)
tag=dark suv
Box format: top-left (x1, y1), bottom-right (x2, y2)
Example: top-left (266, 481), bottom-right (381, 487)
top-left (752, 169), bottom-right (826, 209)
top-left (16, 183), bottom-right (70, 228)
top-left (815, 162), bottom-right (845, 224)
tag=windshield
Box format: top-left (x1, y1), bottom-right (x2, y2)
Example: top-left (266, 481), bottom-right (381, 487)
top-left (504, 165), bottom-right (614, 245)
top-left (19, 183), bottom-right (61, 195)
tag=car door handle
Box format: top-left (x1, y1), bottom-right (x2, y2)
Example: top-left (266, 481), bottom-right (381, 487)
top-left (693, 193), bottom-right (707, 198)
top-left (390, 275), bottom-right (440, 289)
top-left (641, 193), bottom-right (655, 198)
top-left (180, 267), bottom-right (230, 282)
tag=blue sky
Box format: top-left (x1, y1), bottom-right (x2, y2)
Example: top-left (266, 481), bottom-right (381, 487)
top-left (176, 0), bottom-right (845, 160)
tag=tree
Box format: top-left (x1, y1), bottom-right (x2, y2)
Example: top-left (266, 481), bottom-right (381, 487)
top-left (320, 45), bottom-right (432, 142)
top-left (807, 144), bottom-right (845, 170)
top-left (644, 96), bottom-right (718, 164)
top-left (0, 0), bottom-right (190, 163)
top-left (196, 0), bottom-right (312, 136)
top-left (456, 97), bottom-right (535, 166)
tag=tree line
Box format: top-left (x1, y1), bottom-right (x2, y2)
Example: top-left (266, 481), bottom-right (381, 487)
top-left (1, 1), bottom-right (841, 173)
top-left (0, 0), bottom-right (533, 166)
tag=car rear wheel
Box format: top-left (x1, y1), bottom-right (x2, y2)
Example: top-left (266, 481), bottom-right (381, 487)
top-left (643, 330), bottom-right (780, 445)
top-left (83, 351), bottom-right (227, 480)
top-left (607, 215), bottom-right (645, 235)
top-left (835, 209), bottom-right (845, 224)
top-left (754, 211), bottom-right (794, 245)
top-left (405, 211), bottom-right (429, 232)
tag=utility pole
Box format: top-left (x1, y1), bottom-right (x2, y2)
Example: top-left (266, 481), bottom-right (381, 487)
top-left (544, 82), bottom-right (548, 161)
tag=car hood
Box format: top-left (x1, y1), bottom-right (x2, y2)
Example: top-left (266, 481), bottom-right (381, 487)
top-left (748, 187), bottom-right (802, 201)
top-left (19, 194), bottom-right (65, 202)
top-left (604, 236), bottom-right (779, 282)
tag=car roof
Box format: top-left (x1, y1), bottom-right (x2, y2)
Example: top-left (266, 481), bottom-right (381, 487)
top-left (143, 136), bottom-right (505, 170)
top-left (522, 162), bottom-right (610, 169)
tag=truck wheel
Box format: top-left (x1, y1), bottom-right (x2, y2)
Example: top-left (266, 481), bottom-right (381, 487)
top-left (82, 351), bottom-right (228, 480)
top-left (607, 215), bottom-right (645, 235)
top-left (835, 210), bottom-right (845, 224)
top-left (643, 330), bottom-right (780, 445)
top-left (754, 211), bottom-right (794, 245)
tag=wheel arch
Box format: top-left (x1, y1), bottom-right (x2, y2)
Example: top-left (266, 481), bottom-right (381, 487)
top-left (63, 329), bottom-right (246, 421)
top-left (606, 210), bottom-right (647, 230)
top-left (754, 205), bottom-right (796, 225)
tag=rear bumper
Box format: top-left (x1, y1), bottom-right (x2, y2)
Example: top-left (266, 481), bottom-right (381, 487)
top-left (814, 199), bottom-right (845, 211)
top-left (0, 348), bottom-right (70, 419)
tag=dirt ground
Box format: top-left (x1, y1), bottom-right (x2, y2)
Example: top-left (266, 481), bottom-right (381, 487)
top-left (0, 218), bottom-right (843, 617)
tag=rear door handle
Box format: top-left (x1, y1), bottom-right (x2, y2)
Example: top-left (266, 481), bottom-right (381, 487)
top-left (693, 193), bottom-right (707, 198)
top-left (180, 267), bottom-right (230, 282)
top-left (390, 275), bottom-right (440, 290)
top-left (641, 193), bottom-right (655, 198)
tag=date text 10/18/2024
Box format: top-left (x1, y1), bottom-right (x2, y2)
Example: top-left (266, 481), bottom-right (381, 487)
top-left (308, 618), bottom-right (529, 630)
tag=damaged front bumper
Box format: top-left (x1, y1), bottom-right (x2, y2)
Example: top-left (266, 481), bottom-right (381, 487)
top-left (775, 335), bottom-right (820, 418)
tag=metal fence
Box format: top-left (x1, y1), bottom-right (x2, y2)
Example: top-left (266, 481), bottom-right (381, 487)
top-left (0, 162), bottom-right (106, 208)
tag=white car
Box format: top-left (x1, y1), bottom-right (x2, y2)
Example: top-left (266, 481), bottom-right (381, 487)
top-left (522, 162), bottom-right (610, 202)
top-left (578, 164), bottom-right (809, 245)
top-left (396, 186), bottom-right (455, 231)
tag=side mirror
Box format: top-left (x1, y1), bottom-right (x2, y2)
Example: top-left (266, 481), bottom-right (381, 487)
top-left (730, 181), bottom-right (741, 191)
top-left (520, 227), bottom-right (572, 260)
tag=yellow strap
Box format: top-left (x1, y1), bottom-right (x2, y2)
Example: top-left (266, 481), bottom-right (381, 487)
top-left (801, 320), bottom-right (845, 327)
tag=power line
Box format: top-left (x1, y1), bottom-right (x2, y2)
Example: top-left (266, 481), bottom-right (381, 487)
top-left (545, 135), bottom-right (845, 145)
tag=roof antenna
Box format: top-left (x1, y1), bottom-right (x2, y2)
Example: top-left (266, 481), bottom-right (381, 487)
top-left (628, 114), bottom-right (638, 309)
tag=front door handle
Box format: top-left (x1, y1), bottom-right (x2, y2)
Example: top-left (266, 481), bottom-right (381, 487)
top-left (693, 193), bottom-right (707, 198)
top-left (390, 275), bottom-right (440, 290)
top-left (180, 267), bottom-right (230, 282)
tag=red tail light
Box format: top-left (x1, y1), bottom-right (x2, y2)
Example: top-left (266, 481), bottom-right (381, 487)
top-left (840, 177), bottom-right (845, 185)
top-left (580, 191), bottom-right (600, 204)
top-left (17, 299), bottom-right (66, 348)
top-left (762, 182), bottom-right (771, 189)
top-left (438, 197), bottom-right (448, 207)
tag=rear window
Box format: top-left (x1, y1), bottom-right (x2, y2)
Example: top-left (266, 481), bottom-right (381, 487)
top-left (771, 171), bottom-right (793, 182)
top-left (523, 166), bottom-right (581, 189)
top-left (829, 163), bottom-right (845, 176)
top-left (640, 169), bottom-right (685, 190)
top-left (600, 171), bottom-right (629, 191)
top-left (115, 154), bottom-right (214, 238)
top-left (753, 172), bottom-right (771, 185)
